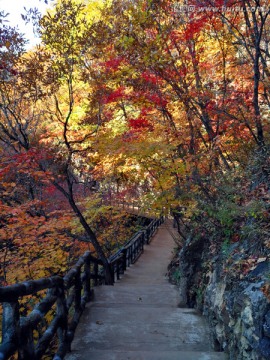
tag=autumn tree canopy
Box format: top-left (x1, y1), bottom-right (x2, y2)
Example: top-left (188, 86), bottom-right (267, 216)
top-left (0, 0), bottom-right (269, 284)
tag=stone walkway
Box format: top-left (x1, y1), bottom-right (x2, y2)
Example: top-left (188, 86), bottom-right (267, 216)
top-left (66, 221), bottom-right (227, 360)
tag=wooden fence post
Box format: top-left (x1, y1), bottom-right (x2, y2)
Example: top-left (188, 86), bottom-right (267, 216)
top-left (2, 301), bottom-right (20, 358)
top-left (18, 321), bottom-right (35, 360)
top-left (121, 249), bottom-right (127, 271)
top-left (74, 272), bottom-right (82, 313)
top-left (94, 261), bottom-right (99, 286)
top-left (56, 284), bottom-right (68, 356)
top-left (83, 256), bottom-right (91, 301)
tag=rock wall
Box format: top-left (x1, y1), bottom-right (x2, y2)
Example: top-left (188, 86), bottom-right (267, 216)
top-left (178, 236), bottom-right (270, 359)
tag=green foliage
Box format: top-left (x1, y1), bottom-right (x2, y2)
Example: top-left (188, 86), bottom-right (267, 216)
top-left (195, 287), bottom-right (204, 308)
top-left (171, 268), bottom-right (181, 285)
top-left (221, 238), bottom-right (231, 257)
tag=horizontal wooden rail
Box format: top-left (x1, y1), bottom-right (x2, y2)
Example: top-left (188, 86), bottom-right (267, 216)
top-left (0, 215), bottom-right (164, 359)
top-left (108, 217), bottom-right (164, 282)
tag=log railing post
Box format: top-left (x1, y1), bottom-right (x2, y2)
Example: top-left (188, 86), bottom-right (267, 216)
top-left (140, 234), bottom-right (144, 253)
top-left (121, 249), bottom-right (127, 271)
top-left (1, 301), bottom-right (20, 359)
top-left (131, 243), bottom-right (135, 263)
top-left (83, 256), bottom-right (91, 301)
top-left (55, 284), bottom-right (68, 356)
top-left (74, 272), bottom-right (82, 313)
top-left (18, 322), bottom-right (35, 360)
top-left (93, 261), bottom-right (99, 286)
top-left (116, 260), bottom-right (120, 280)
top-left (144, 229), bottom-right (149, 244)
top-left (126, 248), bottom-right (130, 267)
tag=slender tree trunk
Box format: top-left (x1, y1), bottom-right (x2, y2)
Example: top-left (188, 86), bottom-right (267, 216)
top-left (67, 195), bottom-right (113, 285)
top-left (253, 48), bottom-right (265, 147)
top-left (52, 178), bottom-right (114, 285)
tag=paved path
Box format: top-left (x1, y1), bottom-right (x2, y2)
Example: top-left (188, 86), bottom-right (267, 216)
top-left (66, 221), bottom-right (227, 360)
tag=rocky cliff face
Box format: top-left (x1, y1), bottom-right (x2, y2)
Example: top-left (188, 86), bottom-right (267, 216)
top-left (178, 236), bottom-right (270, 359)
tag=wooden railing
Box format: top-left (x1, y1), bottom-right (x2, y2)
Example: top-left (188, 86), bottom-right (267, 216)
top-left (0, 216), bottom-right (164, 360)
top-left (109, 216), bottom-right (163, 282)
